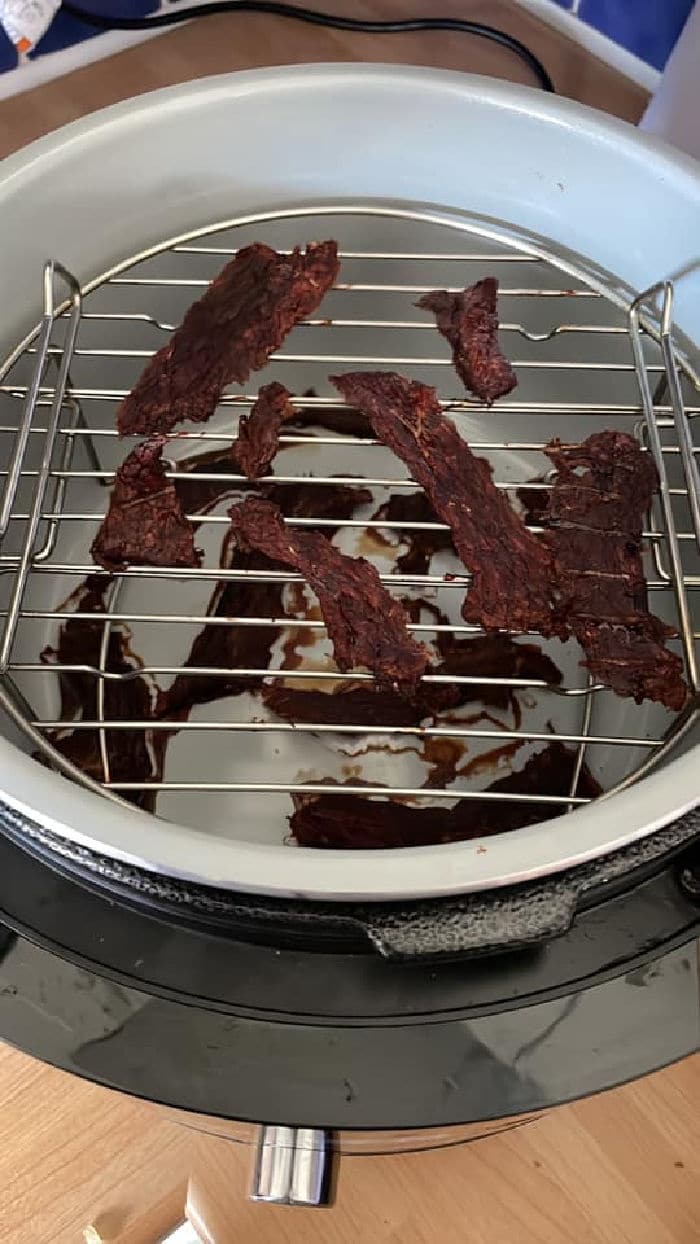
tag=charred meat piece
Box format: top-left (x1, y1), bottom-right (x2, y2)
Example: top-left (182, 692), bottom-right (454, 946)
top-left (117, 241), bottom-right (339, 437)
top-left (332, 372), bottom-right (555, 634)
top-left (235, 381), bottom-right (296, 479)
top-left (540, 431), bottom-right (688, 709)
top-left (229, 497), bottom-right (429, 689)
top-left (416, 278), bottom-right (517, 403)
top-left (161, 482), bottom-right (373, 718)
top-left (40, 577), bottom-right (161, 812)
top-left (290, 741), bottom-right (601, 848)
top-left (91, 436), bottom-right (200, 571)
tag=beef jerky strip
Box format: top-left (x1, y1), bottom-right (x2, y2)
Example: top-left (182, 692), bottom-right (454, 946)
top-left (541, 431), bottom-right (688, 710)
top-left (332, 372), bottom-right (555, 634)
top-left (290, 741), bottom-right (601, 848)
top-left (573, 616), bottom-right (687, 709)
top-left (235, 381), bottom-right (296, 479)
top-left (117, 241), bottom-right (339, 437)
top-left (416, 278), bottom-right (517, 403)
top-left (229, 496), bottom-right (429, 689)
top-left (264, 634), bottom-right (561, 726)
top-left (544, 431), bottom-right (657, 620)
top-left (161, 482), bottom-right (372, 717)
top-left (40, 577), bottom-right (161, 812)
top-left (91, 436), bottom-right (201, 571)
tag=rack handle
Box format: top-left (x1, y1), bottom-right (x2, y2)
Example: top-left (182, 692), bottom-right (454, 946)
top-left (0, 263), bottom-right (79, 540)
top-left (0, 263), bottom-right (81, 671)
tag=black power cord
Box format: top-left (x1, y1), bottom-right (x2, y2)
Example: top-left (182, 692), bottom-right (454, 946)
top-left (59, 1), bottom-right (555, 93)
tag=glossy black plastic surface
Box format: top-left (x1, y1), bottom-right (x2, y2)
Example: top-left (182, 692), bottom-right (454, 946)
top-left (0, 832), bottom-right (697, 1127)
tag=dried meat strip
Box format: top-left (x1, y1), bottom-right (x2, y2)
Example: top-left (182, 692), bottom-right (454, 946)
top-left (229, 496), bottom-right (429, 689)
top-left (91, 436), bottom-right (200, 571)
top-left (235, 381), bottom-right (296, 479)
top-left (539, 431), bottom-right (688, 709)
top-left (290, 741), bottom-right (601, 848)
top-left (416, 278), bottom-right (517, 403)
top-left (572, 617), bottom-right (686, 708)
top-left (332, 371), bottom-right (555, 634)
top-left (117, 241), bottom-right (339, 437)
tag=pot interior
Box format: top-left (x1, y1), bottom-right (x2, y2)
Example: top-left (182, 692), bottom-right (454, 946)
top-left (0, 204), bottom-right (698, 853)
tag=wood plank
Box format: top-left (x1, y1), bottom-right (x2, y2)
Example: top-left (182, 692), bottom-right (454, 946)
top-left (0, 1043), bottom-right (698, 1242)
top-left (0, 1043), bottom-right (189, 1244)
top-left (187, 1052), bottom-right (700, 1244)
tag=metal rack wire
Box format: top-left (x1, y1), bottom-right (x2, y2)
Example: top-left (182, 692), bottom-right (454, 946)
top-left (0, 206), bottom-right (698, 826)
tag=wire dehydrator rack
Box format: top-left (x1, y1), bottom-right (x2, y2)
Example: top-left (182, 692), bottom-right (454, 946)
top-left (0, 204), bottom-right (698, 842)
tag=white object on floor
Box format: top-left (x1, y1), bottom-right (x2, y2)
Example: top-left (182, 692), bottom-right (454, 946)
top-left (159, 1223), bottom-right (204, 1243)
top-left (0, 0), bottom-right (60, 51)
top-left (640, 0), bottom-right (700, 160)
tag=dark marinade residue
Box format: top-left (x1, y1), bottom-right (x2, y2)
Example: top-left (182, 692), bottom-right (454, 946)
top-left (436, 631), bottom-right (562, 711)
top-left (290, 741), bottom-right (601, 848)
top-left (263, 632), bottom-right (561, 727)
top-left (372, 492), bottom-right (453, 576)
top-left (170, 399), bottom-right (372, 521)
top-left (262, 679), bottom-right (459, 728)
top-left (234, 381), bottom-right (296, 479)
top-left (332, 371), bottom-right (555, 634)
top-left (161, 482), bottom-right (373, 718)
top-left (537, 431), bottom-right (688, 709)
top-left (91, 435), bottom-right (201, 571)
top-left (416, 278), bottom-right (517, 403)
top-left (229, 496), bottom-right (429, 690)
top-left (117, 241), bottom-right (339, 437)
top-left (40, 577), bottom-right (162, 811)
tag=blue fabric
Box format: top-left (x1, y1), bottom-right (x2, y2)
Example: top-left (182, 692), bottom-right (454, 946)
top-left (0, 24), bottom-right (17, 69)
top-left (578, 0), bottom-right (694, 69)
top-left (29, 0), bottom-right (158, 57)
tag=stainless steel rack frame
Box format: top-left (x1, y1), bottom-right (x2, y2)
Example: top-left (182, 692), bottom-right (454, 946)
top-left (0, 205), bottom-right (697, 827)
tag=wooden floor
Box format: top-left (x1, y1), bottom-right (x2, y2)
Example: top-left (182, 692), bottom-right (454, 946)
top-left (1, 1042), bottom-right (699, 1243)
top-left (1, 4), bottom-right (693, 1242)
